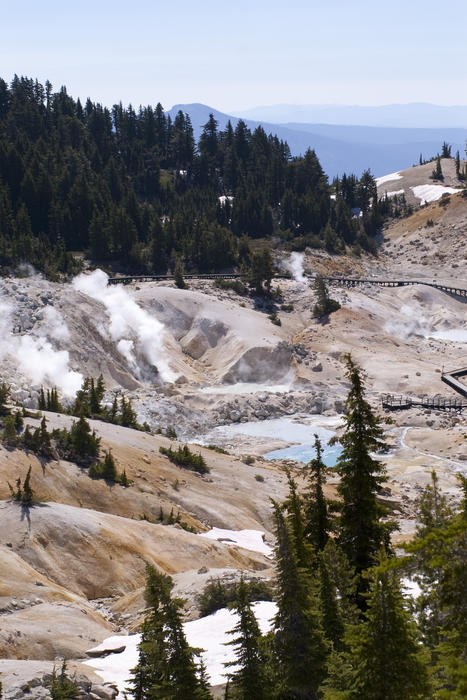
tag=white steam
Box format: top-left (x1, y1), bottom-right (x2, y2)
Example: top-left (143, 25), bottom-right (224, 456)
top-left (384, 304), bottom-right (432, 339)
top-left (73, 269), bottom-right (175, 382)
top-left (42, 306), bottom-right (70, 342)
top-left (0, 298), bottom-right (82, 396)
top-left (283, 252), bottom-right (307, 284)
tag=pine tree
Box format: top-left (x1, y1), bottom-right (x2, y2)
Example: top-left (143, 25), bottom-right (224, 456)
top-left (303, 434), bottom-right (334, 552)
top-left (0, 382), bottom-right (10, 416)
top-left (101, 450), bottom-right (118, 482)
top-left (431, 155), bottom-right (443, 181)
top-left (38, 386), bottom-right (46, 411)
top-left (174, 257), bottom-right (187, 289)
top-left (128, 564), bottom-right (211, 699)
top-left (318, 553), bottom-right (344, 651)
top-left (22, 466), bottom-right (34, 505)
top-left (283, 473), bottom-right (311, 569)
top-left (312, 276), bottom-right (340, 318)
top-left (333, 355), bottom-right (392, 608)
top-left (48, 660), bottom-right (79, 699)
top-left (2, 414), bottom-right (18, 447)
top-left (323, 558), bottom-right (429, 700)
top-left (38, 416), bottom-right (53, 458)
top-left (272, 501), bottom-right (328, 699)
top-left (224, 579), bottom-right (268, 700)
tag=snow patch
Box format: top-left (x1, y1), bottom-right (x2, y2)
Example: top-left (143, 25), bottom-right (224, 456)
top-left (380, 189), bottom-right (405, 199)
top-left (84, 601), bottom-right (277, 696)
top-left (199, 528), bottom-right (273, 557)
top-left (411, 184), bottom-right (461, 204)
top-left (376, 172), bottom-right (403, 186)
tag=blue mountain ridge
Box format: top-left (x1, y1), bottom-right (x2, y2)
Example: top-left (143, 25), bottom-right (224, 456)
top-left (167, 103), bottom-right (467, 178)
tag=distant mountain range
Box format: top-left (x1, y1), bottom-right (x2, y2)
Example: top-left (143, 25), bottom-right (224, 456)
top-left (167, 103), bottom-right (467, 178)
top-left (232, 103), bottom-right (467, 129)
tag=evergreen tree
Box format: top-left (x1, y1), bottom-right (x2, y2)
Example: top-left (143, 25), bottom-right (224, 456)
top-left (38, 386), bottom-right (46, 410)
top-left (249, 249), bottom-right (274, 295)
top-left (318, 553), bottom-right (345, 651)
top-left (224, 579), bottom-right (268, 699)
top-left (2, 414), bottom-right (18, 447)
top-left (67, 415), bottom-right (100, 462)
top-left (128, 564), bottom-right (211, 699)
top-left (174, 257), bottom-right (187, 290)
top-left (48, 660), bottom-right (79, 699)
top-left (272, 501), bottom-right (328, 699)
top-left (0, 382), bottom-right (10, 416)
top-left (312, 276), bottom-right (340, 319)
top-left (101, 449), bottom-right (118, 482)
top-left (431, 156), bottom-right (443, 181)
top-left (303, 434), bottom-right (334, 552)
top-left (120, 395), bottom-right (137, 428)
top-left (323, 557), bottom-right (430, 700)
top-left (333, 355), bottom-right (392, 607)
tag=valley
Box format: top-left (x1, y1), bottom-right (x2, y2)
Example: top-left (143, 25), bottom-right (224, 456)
top-left (0, 166), bottom-right (467, 698)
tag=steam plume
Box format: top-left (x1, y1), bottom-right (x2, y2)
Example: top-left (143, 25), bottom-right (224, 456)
top-left (73, 269), bottom-right (176, 382)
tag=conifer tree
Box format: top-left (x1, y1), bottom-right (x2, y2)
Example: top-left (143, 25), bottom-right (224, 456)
top-left (101, 450), bottom-right (118, 482)
top-left (48, 660), bottom-right (79, 699)
top-left (283, 473), bottom-right (311, 569)
top-left (272, 501), bottom-right (328, 699)
top-left (2, 414), bottom-right (18, 447)
top-left (303, 435), bottom-right (334, 553)
top-left (224, 579), bottom-right (268, 699)
top-left (128, 564), bottom-right (211, 699)
top-left (431, 155), bottom-right (443, 181)
top-left (174, 257), bottom-right (187, 290)
top-left (38, 386), bottom-right (46, 411)
top-left (323, 558), bottom-right (429, 700)
top-left (333, 355), bottom-right (391, 606)
top-left (318, 554), bottom-right (344, 651)
top-left (0, 382), bottom-right (10, 416)
top-left (312, 276), bottom-right (340, 319)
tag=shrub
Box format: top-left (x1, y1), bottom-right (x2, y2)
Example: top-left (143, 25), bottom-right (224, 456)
top-left (206, 444), bottom-right (228, 454)
top-left (426, 219), bottom-right (434, 227)
top-left (242, 455), bottom-right (255, 465)
top-left (255, 474), bottom-right (265, 482)
top-left (159, 444), bottom-right (210, 474)
top-left (198, 577), bottom-right (274, 618)
top-left (280, 304), bottom-right (294, 312)
top-left (268, 313), bottom-right (281, 326)
top-left (214, 278), bottom-right (248, 295)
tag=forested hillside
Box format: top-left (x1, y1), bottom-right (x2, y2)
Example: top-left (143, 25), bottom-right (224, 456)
top-left (0, 76), bottom-right (406, 277)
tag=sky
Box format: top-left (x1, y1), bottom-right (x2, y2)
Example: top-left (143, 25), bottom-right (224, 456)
top-left (2, 0), bottom-right (467, 112)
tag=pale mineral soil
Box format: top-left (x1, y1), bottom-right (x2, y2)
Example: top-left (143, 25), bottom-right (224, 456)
top-left (1, 174), bottom-right (467, 696)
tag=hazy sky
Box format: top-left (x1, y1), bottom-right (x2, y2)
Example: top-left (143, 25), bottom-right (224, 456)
top-left (2, 0), bottom-right (466, 112)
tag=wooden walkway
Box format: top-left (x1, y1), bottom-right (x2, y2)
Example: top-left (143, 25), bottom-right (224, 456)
top-left (382, 394), bottom-right (467, 411)
top-left (441, 366), bottom-right (467, 398)
top-left (108, 272), bottom-right (467, 300)
top-left (325, 277), bottom-right (467, 300)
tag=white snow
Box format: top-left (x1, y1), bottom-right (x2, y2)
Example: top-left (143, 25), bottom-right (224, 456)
top-left (376, 172), bottom-right (403, 186)
top-left (411, 184), bottom-right (461, 204)
top-left (184, 601), bottom-right (276, 685)
top-left (199, 527), bottom-right (273, 557)
top-left (380, 189), bottom-right (405, 198)
top-left (84, 601), bottom-right (277, 696)
top-left (401, 577), bottom-right (422, 600)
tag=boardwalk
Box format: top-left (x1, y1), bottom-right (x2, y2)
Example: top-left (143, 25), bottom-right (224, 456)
top-left (441, 366), bottom-right (467, 398)
top-left (108, 272), bottom-right (467, 301)
top-left (382, 394), bottom-right (467, 411)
